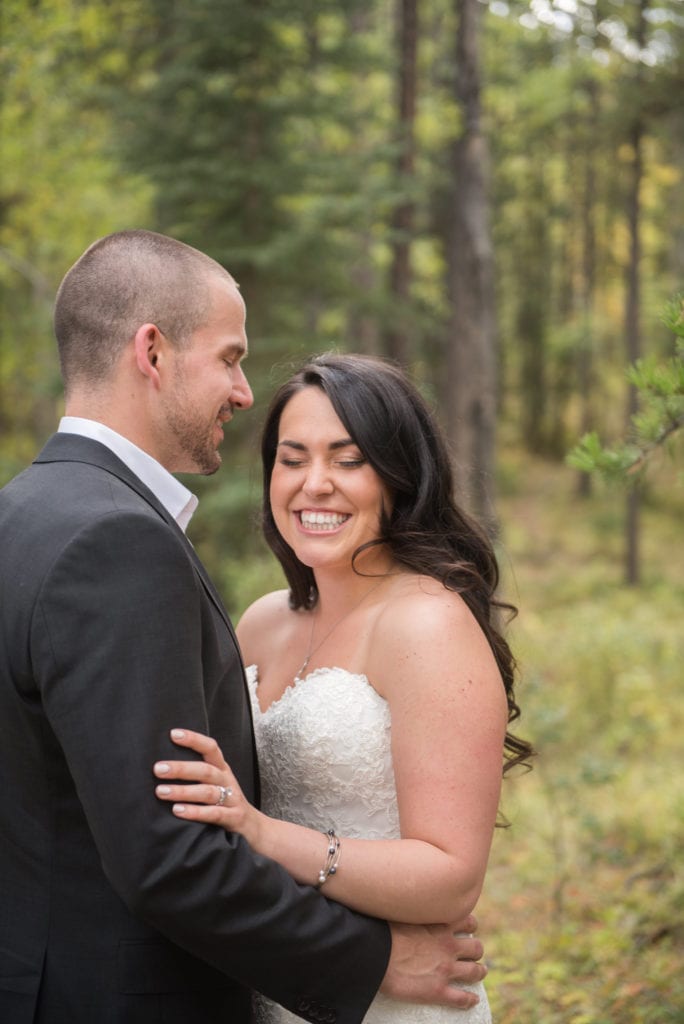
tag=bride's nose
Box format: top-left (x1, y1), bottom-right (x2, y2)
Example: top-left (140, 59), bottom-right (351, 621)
top-left (302, 461), bottom-right (334, 496)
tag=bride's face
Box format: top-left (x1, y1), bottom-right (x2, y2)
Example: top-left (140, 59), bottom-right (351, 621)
top-left (269, 387), bottom-right (393, 574)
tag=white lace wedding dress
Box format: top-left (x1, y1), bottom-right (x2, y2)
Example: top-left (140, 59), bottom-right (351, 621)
top-left (247, 664), bottom-right (491, 1024)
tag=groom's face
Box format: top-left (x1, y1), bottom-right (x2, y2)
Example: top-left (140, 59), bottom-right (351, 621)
top-left (160, 278), bottom-right (253, 475)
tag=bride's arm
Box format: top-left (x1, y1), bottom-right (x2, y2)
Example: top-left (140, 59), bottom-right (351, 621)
top-left (154, 591), bottom-right (508, 925)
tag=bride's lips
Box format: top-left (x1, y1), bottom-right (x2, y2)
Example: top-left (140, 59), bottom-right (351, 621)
top-left (297, 509), bottom-right (351, 533)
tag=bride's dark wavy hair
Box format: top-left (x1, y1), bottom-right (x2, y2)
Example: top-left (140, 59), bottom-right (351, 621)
top-left (261, 353), bottom-right (534, 777)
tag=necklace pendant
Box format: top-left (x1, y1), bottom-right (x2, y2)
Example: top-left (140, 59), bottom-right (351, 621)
top-left (295, 655), bottom-right (310, 681)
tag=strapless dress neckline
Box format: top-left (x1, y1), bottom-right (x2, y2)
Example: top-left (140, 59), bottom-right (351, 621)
top-left (249, 664), bottom-right (380, 716)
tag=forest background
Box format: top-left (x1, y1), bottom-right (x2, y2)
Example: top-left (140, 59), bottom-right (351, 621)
top-left (1, 1), bottom-right (682, 1020)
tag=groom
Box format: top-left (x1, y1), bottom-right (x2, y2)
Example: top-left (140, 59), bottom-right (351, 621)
top-left (0, 230), bottom-right (486, 1024)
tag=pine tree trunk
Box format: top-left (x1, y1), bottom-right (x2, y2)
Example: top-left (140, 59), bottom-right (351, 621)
top-left (577, 77), bottom-right (599, 498)
top-left (624, 0), bottom-right (648, 586)
top-left (516, 176), bottom-right (549, 455)
top-left (385, 0), bottom-right (418, 365)
top-left (346, 7), bottom-right (380, 354)
top-left (624, 118), bottom-right (642, 585)
top-left (445, 0), bottom-right (497, 535)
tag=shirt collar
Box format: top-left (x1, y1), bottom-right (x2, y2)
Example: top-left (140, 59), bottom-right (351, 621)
top-left (58, 417), bottom-right (199, 533)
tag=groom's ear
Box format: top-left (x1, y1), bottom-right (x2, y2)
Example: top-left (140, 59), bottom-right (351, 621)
top-left (133, 323), bottom-right (165, 388)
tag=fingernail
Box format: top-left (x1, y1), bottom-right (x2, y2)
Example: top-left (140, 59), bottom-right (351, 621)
top-left (173, 804), bottom-right (186, 814)
top-left (156, 785), bottom-right (171, 795)
top-left (155, 762), bottom-right (170, 774)
top-left (171, 729), bottom-right (185, 739)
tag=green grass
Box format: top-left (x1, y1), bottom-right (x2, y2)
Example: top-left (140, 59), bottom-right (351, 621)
top-left (480, 455), bottom-right (684, 1023)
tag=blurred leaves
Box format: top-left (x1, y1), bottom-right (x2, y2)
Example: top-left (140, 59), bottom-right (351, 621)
top-left (482, 453), bottom-right (683, 1024)
top-left (568, 297), bottom-right (684, 482)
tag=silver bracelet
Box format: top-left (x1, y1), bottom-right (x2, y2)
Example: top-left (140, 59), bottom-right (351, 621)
top-left (315, 829), bottom-right (341, 888)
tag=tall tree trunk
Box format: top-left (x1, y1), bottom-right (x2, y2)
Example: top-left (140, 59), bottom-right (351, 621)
top-left (576, 76), bottom-right (599, 498)
top-left (348, 243), bottom-right (381, 355)
top-left (516, 171), bottom-right (549, 455)
top-left (624, 119), bottom-right (642, 585)
top-left (445, 0), bottom-right (497, 535)
top-left (346, 6), bottom-right (380, 354)
top-left (624, 0), bottom-right (647, 586)
top-left (385, 0), bottom-right (418, 365)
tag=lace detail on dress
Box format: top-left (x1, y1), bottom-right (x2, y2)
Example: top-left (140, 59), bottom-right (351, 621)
top-left (246, 665), bottom-right (492, 1024)
top-left (248, 666), bottom-right (400, 840)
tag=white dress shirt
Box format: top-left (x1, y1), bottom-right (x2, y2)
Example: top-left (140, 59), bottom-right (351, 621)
top-left (58, 417), bottom-right (198, 533)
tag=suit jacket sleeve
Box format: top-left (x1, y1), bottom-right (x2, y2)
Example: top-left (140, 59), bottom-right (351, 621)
top-left (31, 507), bottom-right (390, 1023)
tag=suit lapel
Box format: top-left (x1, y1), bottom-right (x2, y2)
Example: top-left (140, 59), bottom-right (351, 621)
top-left (182, 542), bottom-right (241, 649)
top-left (36, 432), bottom-right (260, 800)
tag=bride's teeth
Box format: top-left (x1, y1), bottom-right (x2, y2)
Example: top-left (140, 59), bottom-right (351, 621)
top-left (300, 511), bottom-right (347, 530)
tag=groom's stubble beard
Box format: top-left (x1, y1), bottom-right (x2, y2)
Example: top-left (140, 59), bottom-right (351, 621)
top-left (161, 372), bottom-right (227, 477)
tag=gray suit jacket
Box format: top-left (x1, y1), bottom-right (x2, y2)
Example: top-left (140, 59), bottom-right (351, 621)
top-left (0, 433), bottom-right (390, 1024)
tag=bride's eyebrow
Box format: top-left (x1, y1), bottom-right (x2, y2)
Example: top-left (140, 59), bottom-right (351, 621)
top-left (329, 438), bottom-right (356, 451)
top-left (277, 438), bottom-right (357, 452)
top-left (277, 440), bottom-right (307, 451)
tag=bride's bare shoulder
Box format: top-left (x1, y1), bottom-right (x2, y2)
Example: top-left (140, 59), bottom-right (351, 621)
top-left (376, 573), bottom-right (477, 650)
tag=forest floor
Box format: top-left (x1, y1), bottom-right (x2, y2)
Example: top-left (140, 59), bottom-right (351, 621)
top-left (479, 453), bottom-right (684, 1024)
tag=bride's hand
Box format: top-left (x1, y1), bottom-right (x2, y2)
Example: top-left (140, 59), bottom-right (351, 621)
top-left (153, 728), bottom-right (264, 847)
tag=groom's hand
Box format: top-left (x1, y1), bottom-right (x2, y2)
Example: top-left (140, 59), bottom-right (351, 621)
top-left (381, 915), bottom-right (486, 1009)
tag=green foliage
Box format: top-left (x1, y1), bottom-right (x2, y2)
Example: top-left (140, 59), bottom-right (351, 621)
top-left (568, 298), bottom-right (684, 483)
top-left (2, 0), bottom-right (683, 481)
top-left (99, 0), bottom-right (403, 350)
top-left (568, 429), bottom-right (644, 479)
top-left (0, 0), bottom-right (153, 464)
top-left (479, 454), bottom-right (684, 1024)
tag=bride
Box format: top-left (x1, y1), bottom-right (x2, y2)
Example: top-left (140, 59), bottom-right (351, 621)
top-left (154, 354), bottom-right (533, 1023)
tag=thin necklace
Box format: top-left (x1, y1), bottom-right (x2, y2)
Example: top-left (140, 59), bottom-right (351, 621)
top-left (294, 578), bottom-right (387, 682)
